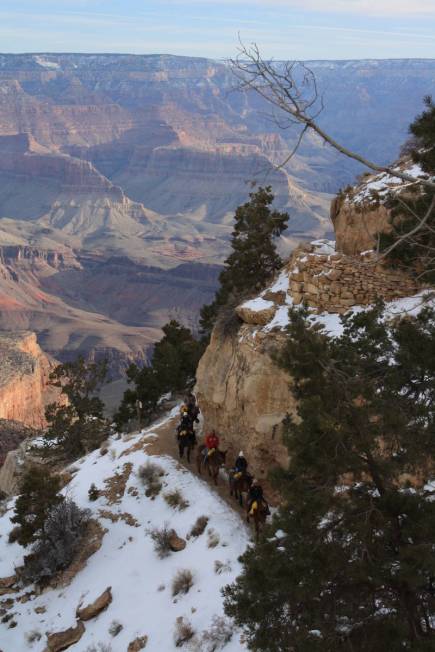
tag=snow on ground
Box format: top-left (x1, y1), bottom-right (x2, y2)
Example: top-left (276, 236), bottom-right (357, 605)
top-left (240, 297), bottom-right (274, 312)
top-left (352, 162), bottom-right (429, 205)
top-left (310, 239), bottom-right (336, 256)
top-left (0, 412), bottom-right (250, 651)
top-left (261, 290), bottom-right (435, 337)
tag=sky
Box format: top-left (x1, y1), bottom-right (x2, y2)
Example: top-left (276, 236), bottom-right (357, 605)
top-left (1, 0), bottom-right (435, 60)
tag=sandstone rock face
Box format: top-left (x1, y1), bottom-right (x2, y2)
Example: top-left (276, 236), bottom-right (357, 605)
top-left (45, 621), bottom-right (85, 652)
top-left (76, 586), bottom-right (112, 621)
top-left (196, 323), bottom-right (295, 497)
top-left (0, 331), bottom-right (59, 429)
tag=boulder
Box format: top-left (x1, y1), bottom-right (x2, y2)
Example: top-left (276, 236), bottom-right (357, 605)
top-left (45, 621), bottom-right (85, 652)
top-left (0, 575), bottom-right (16, 589)
top-left (76, 586), bottom-right (112, 621)
top-left (236, 298), bottom-right (276, 326)
top-left (168, 534), bottom-right (186, 552)
top-left (128, 635), bottom-right (148, 651)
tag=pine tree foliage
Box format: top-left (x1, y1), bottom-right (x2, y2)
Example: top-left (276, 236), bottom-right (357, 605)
top-left (115, 320), bottom-right (203, 428)
top-left (43, 357), bottom-right (109, 459)
top-left (224, 305), bottom-right (435, 651)
top-left (11, 465), bottom-right (63, 547)
top-left (200, 187), bottom-right (288, 338)
top-left (380, 97), bottom-right (435, 282)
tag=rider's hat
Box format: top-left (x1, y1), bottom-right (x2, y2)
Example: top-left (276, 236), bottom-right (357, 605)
top-left (239, 451), bottom-right (244, 457)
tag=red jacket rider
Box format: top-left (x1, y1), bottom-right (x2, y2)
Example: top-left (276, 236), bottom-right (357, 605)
top-left (205, 431), bottom-right (219, 451)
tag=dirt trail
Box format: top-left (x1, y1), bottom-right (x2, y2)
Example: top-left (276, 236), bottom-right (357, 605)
top-left (140, 412), bottom-right (248, 520)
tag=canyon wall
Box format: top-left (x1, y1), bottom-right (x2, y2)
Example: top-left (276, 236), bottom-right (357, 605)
top-left (197, 164), bottom-right (429, 491)
top-left (0, 331), bottom-right (58, 429)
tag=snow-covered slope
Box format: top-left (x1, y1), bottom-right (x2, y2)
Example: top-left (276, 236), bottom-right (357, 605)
top-left (0, 410), bottom-right (250, 651)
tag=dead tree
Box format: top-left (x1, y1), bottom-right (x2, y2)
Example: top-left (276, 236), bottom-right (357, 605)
top-left (230, 43), bottom-right (435, 275)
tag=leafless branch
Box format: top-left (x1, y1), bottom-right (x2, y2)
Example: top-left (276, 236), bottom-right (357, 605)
top-left (230, 42), bottom-right (435, 191)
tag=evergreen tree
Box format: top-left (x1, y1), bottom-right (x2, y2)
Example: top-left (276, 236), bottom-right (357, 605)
top-left (43, 357), bottom-right (109, 459)
top-left (115, 320), bottom-right (203, 428)
top-left (380, 97), bottom-right (435, 283)
top-left (224, 304), bottom-right (435, 651)
top-left (11, 465), bottom-right (63, 547)
top-left (200, 187), bottom-right (288, 338)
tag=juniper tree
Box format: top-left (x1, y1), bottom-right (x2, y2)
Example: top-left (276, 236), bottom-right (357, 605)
top-left (43, 357), bottom-right (109, 459)
top-left (200, 187), bottom-right (288, 337)
top-left (115, 320), bottom-right (203, 428)
top-left (11, 465), bottom-right (63, 547)
top-left (380, 96), bottom-right (435, 282)
top-left (224, 304), bottom-right (435, 651)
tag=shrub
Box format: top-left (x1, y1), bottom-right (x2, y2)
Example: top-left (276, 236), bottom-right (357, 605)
top-left (174, 616), bottom-right (195, 647)
top-left (189, 516), bottom-right (208, 538)
top-left (138, 462), bottom-right (164, 498)
top-left (149, 523), bottom-right (175, 559)
top-left (172, 569), bottom-right (194, 597)
top-left (207, 529), bottom-right (220, 549)
top-left (8, 525), bottom-right (21, 544)
top-left (26, 629), bottom-right (42, 644)
top-left (85, 645), bottom-right (113, 652)
top-left (88, 483), bottom-right (100, 501)
top-left (164, 489), bottom-right (189, 511)
top-left (109, 620), bottom-right (123, 637)
top-left (19, 499), bottom-right (91, 585)
top-left (214, 560), bottom-right (231, 575)
top-left (192, 616), bottom-right (233, 651)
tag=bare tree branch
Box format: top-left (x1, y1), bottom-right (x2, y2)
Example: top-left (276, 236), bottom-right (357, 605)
top-left (230, 42), bottom-right (435, 191)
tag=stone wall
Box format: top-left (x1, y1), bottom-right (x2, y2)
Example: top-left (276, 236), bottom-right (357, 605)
top-left (288, 243), bottom-right (419, 314)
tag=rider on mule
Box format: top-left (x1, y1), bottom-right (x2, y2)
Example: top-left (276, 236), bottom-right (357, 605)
top-left (203, 429), bottom-right (219, 461)
top-left (185, 392), bottom-right (200, 423)
top-left (247, 479), bottom-right (269, 517)
top-left (233, 451), bottom-right (248, 480)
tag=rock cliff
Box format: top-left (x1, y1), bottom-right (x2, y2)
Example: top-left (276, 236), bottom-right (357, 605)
top-left (0, 331), bottom-right (59, 429)
top-left (197, 167), bottom-right (430, 491)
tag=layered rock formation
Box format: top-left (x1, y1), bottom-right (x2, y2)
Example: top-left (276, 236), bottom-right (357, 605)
top-left (0, 54), bottom-right (432, 370)
top-left (0, 331), bottom-right (58, 428)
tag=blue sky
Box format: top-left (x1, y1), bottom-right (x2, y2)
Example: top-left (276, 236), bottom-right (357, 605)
top-left (1, 0), bottom-right (435, 60)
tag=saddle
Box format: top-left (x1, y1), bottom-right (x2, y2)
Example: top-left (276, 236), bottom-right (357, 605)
top-left (249, 499), bottom-right (270, 517)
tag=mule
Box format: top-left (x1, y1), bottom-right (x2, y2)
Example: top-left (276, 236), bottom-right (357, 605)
top-left (197, 445), bottom-right (227, 485)
top-left (229, 471), bottom-right (253, 507)
top-left (247, 501), bottom-right (269, 542)
top-left (178, 431), bottom-right (196, 464)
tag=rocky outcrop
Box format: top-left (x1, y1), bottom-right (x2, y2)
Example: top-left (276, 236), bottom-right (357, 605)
top-left (331, 160), bottom-right (429, 255)
top-left (168, 532), bottom-right (187, 552)
top-left (0, 419), bottom-right (35, 468)
top-left (196, 323), bottom-right (295, 496)
top-left (197, 174), bottom-right (428, 491)
top-left (45, 621), bottom-right (85, 652)
top-left (128, 636), bottom-right (148, 651)
top-left (76, 586), bottom-right (112, 621)
top-left (0, 331), bottom-right (59, 429)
